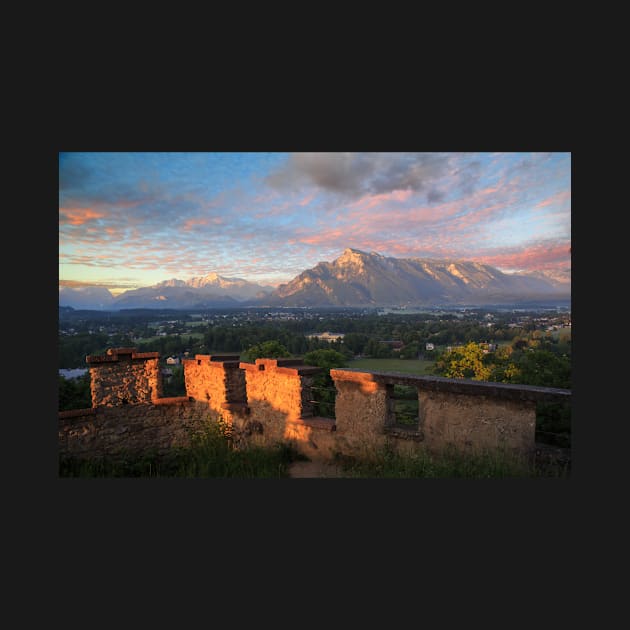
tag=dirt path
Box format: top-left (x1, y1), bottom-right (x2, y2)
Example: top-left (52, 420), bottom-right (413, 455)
top-left (288, 460), bottom-right (347, 478)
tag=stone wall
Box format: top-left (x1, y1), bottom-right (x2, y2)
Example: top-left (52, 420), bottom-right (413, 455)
top-left (87, 347), bottom-right (162, 406)
top-left (330, 369), bottom-right (571, 458)
top-left (328, 371), bottom-right (391, 459)
top-left (182, 354), bottom-right (249, 427)
top-left (239, 358), bottom-right (337, 460)
top-left (58, 397), bottom-right (212, 459)
top-left (60, 347), bottom-right (571, 465)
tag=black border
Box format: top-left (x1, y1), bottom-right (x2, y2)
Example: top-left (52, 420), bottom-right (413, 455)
top-left (39, 94), bottom-right (587, 584)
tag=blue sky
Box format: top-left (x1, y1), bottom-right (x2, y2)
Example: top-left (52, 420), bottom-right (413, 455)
top-left (59, 152), bottom-right (571, 294)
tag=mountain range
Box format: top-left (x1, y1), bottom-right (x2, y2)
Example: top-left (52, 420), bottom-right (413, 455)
top-left (59, 248), bottom-right (570, 310)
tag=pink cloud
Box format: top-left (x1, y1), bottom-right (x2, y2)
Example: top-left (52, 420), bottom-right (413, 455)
top-left (60, 208), bottom-right (106, 226)
top-left (182, 216), bottom-right (223, 230)
top-left (476, 242), bottom-right (571, 271)
top-left (534, 190), bottom-right (571, 209)
top-left (297, 229), bottom-right (345, 245)
top-left (351, 188), bottom-right (413, 211)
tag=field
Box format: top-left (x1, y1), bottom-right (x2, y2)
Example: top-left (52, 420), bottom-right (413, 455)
top-left (139, 331), bottom-right (205, 344)
top-left (347, 357), bottom-right (435, 375)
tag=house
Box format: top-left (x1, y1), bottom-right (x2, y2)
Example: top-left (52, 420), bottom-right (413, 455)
top-left (306, 332), bottom-right (345, 343)
top-left (425, 343), bottom-right (435, 351)
top-left (166, 356), bottom-right (180, 365)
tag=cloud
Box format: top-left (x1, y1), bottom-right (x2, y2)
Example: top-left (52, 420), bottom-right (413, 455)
top-left (427, 188), bottom-right (445, 203)
top-left (266, 152), bottom-right (454, 200)
top-left (534, 190), bottom-right (571, 209)
top-left (475, 241), bottom-right (571, 272)
top-left (60, 208), bottom-right (106, 226)
top-left (182, 217), bottom-right (224, 231)
top-left (59, 278), bottom-right (141, 290)
top-left (351, 188), bottom-right (413, 211)
top-left (59, 152), bottom-right (571, 288)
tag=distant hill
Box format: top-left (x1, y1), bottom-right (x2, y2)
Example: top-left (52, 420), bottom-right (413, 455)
top-left (59, 274), bottom-right (272, 310)
top-left (110, 285), bottom-right (240, 309)
top-left (59, 286), bottom-right (115, 310)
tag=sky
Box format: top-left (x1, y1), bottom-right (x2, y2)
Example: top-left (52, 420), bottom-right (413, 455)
top-left (59, 152), bottom-right (571, 295)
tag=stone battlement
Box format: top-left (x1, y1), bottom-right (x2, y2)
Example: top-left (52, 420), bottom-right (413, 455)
top-left (59, 347), bottom-right (571, 465)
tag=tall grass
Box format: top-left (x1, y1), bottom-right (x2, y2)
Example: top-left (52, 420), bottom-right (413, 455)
top-left (59, 422), bottom-right (569, 479)
top-left (334, 445), bottom-right (569, 478)
top-left (59, 421), bottom-right (300, 478)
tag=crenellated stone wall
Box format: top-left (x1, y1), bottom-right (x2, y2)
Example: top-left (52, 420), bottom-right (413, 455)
top-left (59, 347), bottom-right (571, 466)
top-left (239, 359), bottom-right (337, 460)
top-left (87, 347), bottom-right (162, 406)
top-left (182, 354), bottom-right (249, 427)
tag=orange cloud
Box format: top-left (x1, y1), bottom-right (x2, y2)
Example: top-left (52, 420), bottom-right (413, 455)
top-left (60, 208), bottom-right (106, 226)
top-left (182, 216), bottom-right (223, 231)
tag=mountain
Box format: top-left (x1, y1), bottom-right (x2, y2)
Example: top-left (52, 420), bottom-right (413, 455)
top-left (60, 274), bottom-right (273, 310)
top-left (59, 286), bottom-right (115, 310)
top-left (177, 273), bottom-right (272, 299)
top-left (263, 248), bottom-right (570, 307)
top-left (112, 274), bottom-right (272, 308)
top-left (519, 269), bottom-right (571, 289)
top-left (110, 285), bottom-right (240, 309)
top-left (58, 250), bottom-right (570, 310)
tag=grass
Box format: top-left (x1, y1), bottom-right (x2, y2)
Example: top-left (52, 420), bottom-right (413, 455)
top-left (348, 357), bottom-right (435, 375)
top-left (58, 421), bottom-right (302, 478)
top-left (334, 446), bottom-right (570, 478)
top-left (59, 417), bottom-right (569, 479)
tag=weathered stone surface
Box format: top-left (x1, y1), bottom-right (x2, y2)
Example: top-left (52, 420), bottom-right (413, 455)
top-left (87, 347), bottom-right (163, 406)
top-left (58, 400), bottom-right (213, 459)
top-left (418, 390), bottom-right (536, 454)
top-left (183, 354), bottom-right (248, 432)
top-left (59, 354), bottom-right (571, 465)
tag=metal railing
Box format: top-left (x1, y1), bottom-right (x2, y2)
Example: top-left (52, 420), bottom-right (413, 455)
top-left (389, 384), bottom-right (419, 427)
top-left (309, 384), bottom-right (337, 418)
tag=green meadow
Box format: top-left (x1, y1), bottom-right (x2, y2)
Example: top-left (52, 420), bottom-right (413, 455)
top-left (347, 357), bottom-right (435, 375)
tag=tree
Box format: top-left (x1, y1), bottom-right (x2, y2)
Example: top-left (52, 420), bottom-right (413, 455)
top-left (512, 349), bottom-right (571, 389)
top-left (436, 342), bottom-right (492, 381)
top-left (343, 332), bottom-right (369, 355)
top-left (399, 341), bottom-right (420, 360)
top-left (58, 374), bottom-right (92, 411)
top-left (303, 349), bottom-right (348, 370)
top-left (244, 340), bottom-right (291, 362)
top-left (163, 365), bottom-right (186, 397)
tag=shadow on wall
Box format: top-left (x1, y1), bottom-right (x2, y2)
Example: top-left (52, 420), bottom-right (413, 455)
top-left (59, 348), bottom-right (571, 463)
